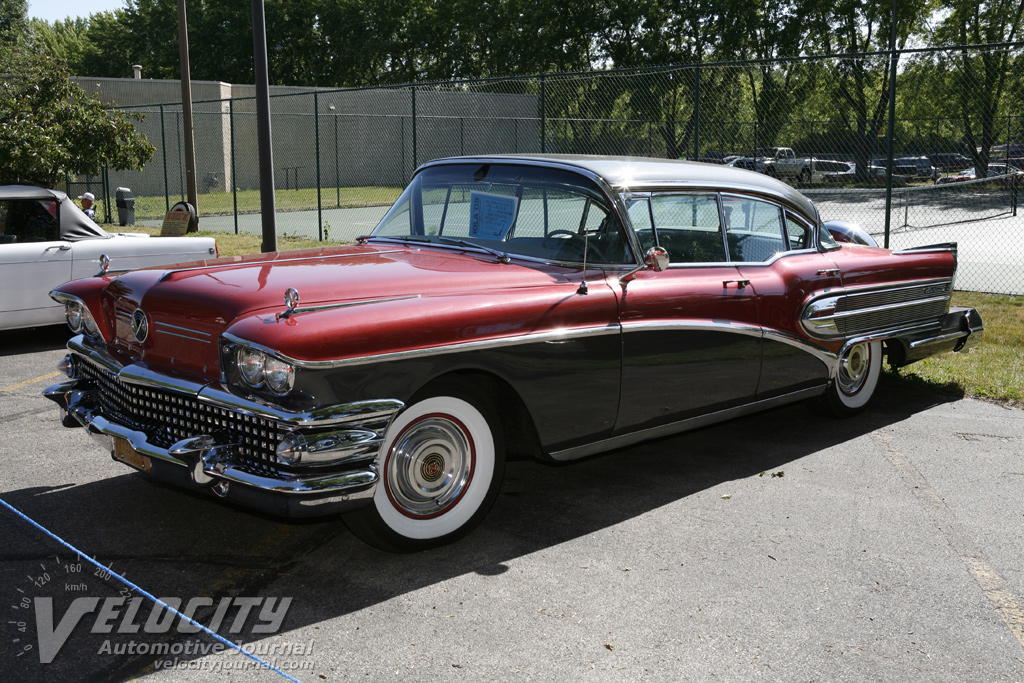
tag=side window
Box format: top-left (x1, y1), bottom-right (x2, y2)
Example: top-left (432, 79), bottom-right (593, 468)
top-left (1, 199), bottom-right (59, 242)
top-left (649, 194), bottom-right (726, 263)
top-left (722, 197), bottom-right (786, 262)
top-left (626, 198), bottom-right (655, 253)
top-left (785, 211), bottom-right (814, 250)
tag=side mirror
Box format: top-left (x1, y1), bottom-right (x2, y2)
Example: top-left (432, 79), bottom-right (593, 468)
top-left (621, 246), bottom-right (670, 284)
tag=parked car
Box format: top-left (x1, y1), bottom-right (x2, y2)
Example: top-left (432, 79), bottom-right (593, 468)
top-left (0, 185), bottom-right (217, 331)
top-left (822, 163), bottom-right (908, 186)
top-left (44, 156), bottom-right (983, 552)
top-left (895, 156), bottom-right (936, 178)
top-left (928, 153), bottom-right (971, 173)
top-left (935, 163), bottom-right (1024, 185)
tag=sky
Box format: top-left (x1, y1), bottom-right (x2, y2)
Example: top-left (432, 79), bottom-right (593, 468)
top-left (27, 0), bottom-right (126, 23)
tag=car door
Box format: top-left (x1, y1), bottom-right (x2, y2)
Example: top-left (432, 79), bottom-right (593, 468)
top-left (0, 198), bottom-right (72, 329)
top-left (726, 198), bottom-right (839, 399)
top-left (614, 192), bottom-right (762, 434)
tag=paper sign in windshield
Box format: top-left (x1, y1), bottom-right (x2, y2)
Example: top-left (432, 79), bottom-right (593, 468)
top-left (469, 192), bottom-right (517, 240)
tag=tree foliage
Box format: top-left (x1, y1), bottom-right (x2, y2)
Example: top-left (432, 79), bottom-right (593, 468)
top-left (0, 45), bottom-right (155, 187)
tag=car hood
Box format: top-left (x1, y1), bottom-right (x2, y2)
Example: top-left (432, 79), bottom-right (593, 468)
top-left (100, 243), bottom-right (585, 377)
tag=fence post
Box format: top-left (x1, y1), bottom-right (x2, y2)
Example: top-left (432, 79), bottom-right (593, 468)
top-left (693, 65), bottom-right (701, 161)
top-left (160, 104), bottom-right (170, 213)
top-left (412, 86), bottom-right (418, 174)
top-left (882, 0), bottom-right (899, 250)
top-left (315, 92), bottom-right (323, 241)
top-left (230, 99), bottom-right (238, 234)
top-left (335, 112), bottom-right (340, 208)
top-left (177, 111), bottom-right (185, 201)
top-left (540, 74), bottom-right (547, 153)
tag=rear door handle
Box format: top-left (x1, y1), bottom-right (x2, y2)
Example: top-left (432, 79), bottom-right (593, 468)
top-left (723, 279), bottom-right (751, 288)
top-left (816, 269), bottom-right (840, 276)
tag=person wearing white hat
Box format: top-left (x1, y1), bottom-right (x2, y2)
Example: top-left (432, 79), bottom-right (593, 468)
top-left (79, 191), bottom-right (96, 220)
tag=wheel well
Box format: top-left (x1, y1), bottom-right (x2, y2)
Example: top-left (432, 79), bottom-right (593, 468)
top-left (411, 370), bottom-right (542, 461)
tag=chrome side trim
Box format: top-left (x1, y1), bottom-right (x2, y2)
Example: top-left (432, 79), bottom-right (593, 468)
top-left (154, 322), bottom-right (213, 344)
top-left (892, 243), bottom-right (956, 255)
top-left (224, 324), bottom-right (622, 371)
top-left (760, 328), bottom-right (837, 367)
top-left (620, 319), bottom-right (763, 338)
top-left (548, 386), bottom-right (824, 461)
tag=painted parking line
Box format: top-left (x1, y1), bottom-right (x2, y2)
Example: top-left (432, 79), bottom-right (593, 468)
top-left (0, 371), bottom-right (62, 393)
top-left (874, 429), bottom-right (1024, 650)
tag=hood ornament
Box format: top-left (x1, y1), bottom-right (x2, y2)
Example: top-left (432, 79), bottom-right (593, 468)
top-left (281, 288), bottom-right (300, 318)
top-left (97, 253), bottom-right (110, 276)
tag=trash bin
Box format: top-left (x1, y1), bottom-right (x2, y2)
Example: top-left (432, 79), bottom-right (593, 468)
top-left (115, 187), bottom-right (135, 226)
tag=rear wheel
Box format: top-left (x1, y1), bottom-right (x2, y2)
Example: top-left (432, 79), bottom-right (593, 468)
top-left (344, 383), bottom-right (505, 552)
top-left (810, 340), bottom-right (882, 417)
top-left (799, 168), bottom-right (812, 183)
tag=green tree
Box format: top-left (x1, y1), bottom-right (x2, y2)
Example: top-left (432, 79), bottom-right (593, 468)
top-left (0, 0), bottom-right (29, 44)
top-left (933, 0), bottom-right (1024, 177)
top-left (0, 45), bottom-right (155, 187)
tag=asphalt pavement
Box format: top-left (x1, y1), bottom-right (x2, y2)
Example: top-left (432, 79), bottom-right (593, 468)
top-left (1, 326), bottom-right (1023, 682)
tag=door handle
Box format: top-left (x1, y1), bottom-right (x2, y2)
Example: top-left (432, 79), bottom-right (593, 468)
top-left (723, 279), bottom-right (750, 288)
top-left (816, 268), bottom-right (840, 276)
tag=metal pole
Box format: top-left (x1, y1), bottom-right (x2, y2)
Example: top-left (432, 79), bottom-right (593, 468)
top-left (160, 104), bottom-right (170, 213)
top-left (693, 66), bottom-right (701, 161)
top-left (411, 86), bottom-right (418, 173)
top-left (252, 0), bottom-right (277, 252)
top-left (177, 112), bottom-right (184, 201)
top-left (334, 113), bottom-right (339, 207)
top-left (177, 0), bottom-right (200, 228)
top-left (315, 92), bottom-right (323, 241)
top-left (882, 0), bottom-right (899, 249)
top-left (540, 75), bottom-right (547, 153)
top-left (230, 99), bottom-right (238, 234)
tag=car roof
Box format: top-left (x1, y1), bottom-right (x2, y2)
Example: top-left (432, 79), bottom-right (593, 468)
top-left (419, 154), bottom-right (819, 220)
top-left (0, 184), bottom-right (107, 240)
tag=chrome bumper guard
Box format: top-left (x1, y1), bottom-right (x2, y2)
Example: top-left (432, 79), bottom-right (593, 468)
top-left (43, 341), bottom-right (404, 518)
top-left (889, 306), bottom-right (984, 366)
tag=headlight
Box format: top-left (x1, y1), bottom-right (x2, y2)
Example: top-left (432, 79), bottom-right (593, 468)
top-left (236, 347), bottom-right (266, 387)
top-left (82, 314), bottom-right (98, 336)
top-left (65, 302), bottom-right (83, 333)
top-left (265, 356), bottom-right (295, 394)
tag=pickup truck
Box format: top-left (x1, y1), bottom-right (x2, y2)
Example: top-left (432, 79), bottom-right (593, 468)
top-left (762, 148), bottom-right (816, 181)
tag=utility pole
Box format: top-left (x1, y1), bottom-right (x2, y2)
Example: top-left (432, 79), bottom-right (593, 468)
top-left (176, 0), bottom-right (200, 230)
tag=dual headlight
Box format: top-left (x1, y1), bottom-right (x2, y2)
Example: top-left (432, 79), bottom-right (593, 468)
top-left (65, 301), bottom-right (99, 337)
top-left (235, 346), bottom-right (295, 395)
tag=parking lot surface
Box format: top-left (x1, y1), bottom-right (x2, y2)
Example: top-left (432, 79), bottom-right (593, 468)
top-left (1, 326), bottom-right (1023, 682)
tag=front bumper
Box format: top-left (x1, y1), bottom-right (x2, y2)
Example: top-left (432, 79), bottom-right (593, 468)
top-left (44, 337), bottom-right (403, 518)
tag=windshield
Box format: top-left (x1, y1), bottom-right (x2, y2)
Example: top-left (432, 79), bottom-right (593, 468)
top-left (371, 163), bottom-right (633, 265)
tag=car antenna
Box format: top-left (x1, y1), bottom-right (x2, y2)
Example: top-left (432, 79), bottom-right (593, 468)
top-left (577, 232), bottom-right (589, 295)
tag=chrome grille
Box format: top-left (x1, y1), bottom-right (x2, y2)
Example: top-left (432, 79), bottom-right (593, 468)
top-left (836, 298), bottom-right (950, 335)
top-left (79, 359), bottom-right (284, 476)
top-left (835, 281), bottom-right (951, 312)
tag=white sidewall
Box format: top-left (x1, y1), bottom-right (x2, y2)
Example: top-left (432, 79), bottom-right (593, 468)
top-left (836, 340), bottom-right (882, 410)
top-left (374, 396), bottom-right (495, 541)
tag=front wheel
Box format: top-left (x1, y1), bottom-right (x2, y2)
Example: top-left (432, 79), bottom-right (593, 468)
top-left (799, 168), bottom-right (812, 183)
top-left (344, 385), bottom-right (505, 552)
top-left (810, 340), bottom-right (882, 417)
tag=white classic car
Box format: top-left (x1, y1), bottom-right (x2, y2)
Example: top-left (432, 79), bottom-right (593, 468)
top-left (0, 185), bottom-right (217, 331)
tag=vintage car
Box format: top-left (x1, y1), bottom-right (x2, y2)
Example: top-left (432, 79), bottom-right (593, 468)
top-left (43, 155), bottom-right (983, 552)
top-left (0, 185), bottom-right (217, 331)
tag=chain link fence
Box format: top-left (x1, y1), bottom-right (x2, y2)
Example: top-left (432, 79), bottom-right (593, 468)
top-left (89, 45), bottom-right (1023, 294)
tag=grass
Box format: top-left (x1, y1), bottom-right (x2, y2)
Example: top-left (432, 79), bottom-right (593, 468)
top-left (124, 186), bottom-right (403, 220)
top-left (98, 226), bottom-right (1024, 406)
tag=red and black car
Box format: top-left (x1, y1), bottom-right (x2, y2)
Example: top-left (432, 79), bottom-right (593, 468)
top-left (45, 155), bottom-right (983, 551)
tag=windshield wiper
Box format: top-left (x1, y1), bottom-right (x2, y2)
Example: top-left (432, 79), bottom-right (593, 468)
top-left (436, 237), bottom-right (511, 264)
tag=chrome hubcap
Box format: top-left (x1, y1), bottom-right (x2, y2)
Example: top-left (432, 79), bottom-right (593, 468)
top-left (838, 342), bottom-right (870, 396)
top-left (385, 415), bottom-right (474, 517)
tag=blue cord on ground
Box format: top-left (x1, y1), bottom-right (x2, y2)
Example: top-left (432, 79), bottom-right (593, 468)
top-left (0, 495), bottom-right (305, 683)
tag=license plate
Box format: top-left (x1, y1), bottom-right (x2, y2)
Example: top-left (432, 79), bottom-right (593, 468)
top-left (112, 437), bottom-right (152, 473)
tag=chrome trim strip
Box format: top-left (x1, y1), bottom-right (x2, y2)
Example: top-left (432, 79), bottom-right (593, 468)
top-left (760, 328), bottom-right (837, 367)
top-left (892, 243), bottom-right (956, 255)
top-left (805, 277), bottom-right (953, 302)
top-left (154, 329), bottom-right (213, 344)
top-left (620, 319), bottom-right (762, 338)
top-left (548, 386), bottom-right (824, 461)
top-left (828, 294), bottom-right (951, 320)
top-left (224, 324), bottom-right (622, 371)
top-left (155, 322), bottom-right (212, 337)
